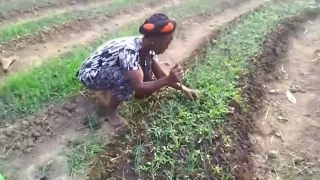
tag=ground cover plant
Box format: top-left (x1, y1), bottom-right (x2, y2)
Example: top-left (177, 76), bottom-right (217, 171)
top-left (0, 0), bottom-right (157, 43)
top-left (87, 1), bottom-right (320, 179)
top-left (0, 0), bottom-right (231, 121)
top-left (65, 136), bottom-right (105, 176)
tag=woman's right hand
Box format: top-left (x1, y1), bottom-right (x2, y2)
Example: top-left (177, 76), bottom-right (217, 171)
top-left (168, 64), bottom-right (184, 83)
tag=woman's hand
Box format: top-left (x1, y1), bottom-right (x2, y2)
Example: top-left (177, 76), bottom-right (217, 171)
top-left (167, 64), bottom-right (184, 83)
top-left (182, 86), bottom-right (198, 101)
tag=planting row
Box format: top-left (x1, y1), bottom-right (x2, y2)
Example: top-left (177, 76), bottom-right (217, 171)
top-left (0, 0), bottom-right (155, 43)
top-left (87, 1), bottom-right (319, 179)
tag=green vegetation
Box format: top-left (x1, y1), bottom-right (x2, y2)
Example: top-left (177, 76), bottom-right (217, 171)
top-left (0, 0), bottom-right (155, 43)
top-left (0, 0), bottom-right (232, 120)
top-left (65, 137), bottom-right (105, 176)
top-left (88, 1), bottom-right (319, 179)
top-left (85, 113), bottom-right (103, 130)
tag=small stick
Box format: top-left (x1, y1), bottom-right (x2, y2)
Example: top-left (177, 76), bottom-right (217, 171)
top-left (6, 144), bottom-right (16, 155)
top-left (279, 130), bottom-right (284, 141)
top-left (265, 108), bottom-right (269, 119)
top-left (79, 90), bottom-right (89, 100)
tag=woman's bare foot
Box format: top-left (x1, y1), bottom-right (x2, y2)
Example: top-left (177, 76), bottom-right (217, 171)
top-left (105, 110), bottom-right (124, 127)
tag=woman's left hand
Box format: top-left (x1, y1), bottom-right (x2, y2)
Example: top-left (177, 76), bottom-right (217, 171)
top-left (182, 86), bottom-right (199, 101)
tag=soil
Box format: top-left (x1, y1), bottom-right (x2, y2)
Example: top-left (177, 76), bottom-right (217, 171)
top-left (0, 95), bottom-right (106, 180)
top-left (0, 0), bottom-right (274, 179)
top-left (0, 0), bottom-right (175, 78)
top-left (237, 10), bottom-right (320, 180)
top-left (0, 0), bottom-right (108, 23)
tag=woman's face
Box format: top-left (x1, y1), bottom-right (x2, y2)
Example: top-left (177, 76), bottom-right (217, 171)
top-left (152, 34), bottom-right (173, 55)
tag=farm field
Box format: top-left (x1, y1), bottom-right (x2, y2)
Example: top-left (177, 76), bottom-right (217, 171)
top-left (0, 0), bottom-right (319, 180)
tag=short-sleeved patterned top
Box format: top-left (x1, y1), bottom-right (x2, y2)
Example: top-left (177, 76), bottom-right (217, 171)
top-left (76, 36), bottom-right (157, 84)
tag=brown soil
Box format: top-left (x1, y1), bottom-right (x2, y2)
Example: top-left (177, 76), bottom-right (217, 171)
top-left (234, 10), bottom-right (320, 180)
top-left (0, 0), bottom-right (108, 23)
top-left (0, 95), bottom-right (106, 180)
top-left (0, 0), bottom-right (113, 29)
top-left (0, 0), bottom-right (175, 78)
top-left (0, 0), bottom-right (269, 179)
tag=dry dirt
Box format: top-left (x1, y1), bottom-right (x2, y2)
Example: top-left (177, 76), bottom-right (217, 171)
top-left (0, 0), bottom-right (176, 78)
top-left (0, 0), bottom-right (109, 23)
top-left (248, 12), bottom-right (320, 180)
top-left (0, 0), bottom-right (270, 179)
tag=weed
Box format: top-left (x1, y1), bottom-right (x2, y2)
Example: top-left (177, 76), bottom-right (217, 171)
top-left (40, 160), bottom-right (53, 179)
top-left (85, 113), bottom-right (103, 130)
top-left (65, 137), bottom-right (105, 176)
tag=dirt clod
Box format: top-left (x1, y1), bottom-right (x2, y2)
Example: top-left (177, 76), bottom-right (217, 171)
top-left (63, 103), bottom-right (76, 112)
top-left (289, 85), bottom-right (306, 93)
top-left (267, 151), bottom-right (278, 160)
top-left (32, 131), bottom-right (41, 138)
top-left (0, 135), bottom-right (7, 145)
top-left (4, 129), bottom-right (15, 137)
top-left (26, 139), bottom-right (35, 147)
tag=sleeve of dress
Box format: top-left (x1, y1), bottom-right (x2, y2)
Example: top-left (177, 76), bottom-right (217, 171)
top-left (118, 48), bottom-right (141, 70)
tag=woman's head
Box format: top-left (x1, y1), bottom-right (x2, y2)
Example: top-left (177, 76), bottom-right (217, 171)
top-left (140, 13), bottom-right (176, 55)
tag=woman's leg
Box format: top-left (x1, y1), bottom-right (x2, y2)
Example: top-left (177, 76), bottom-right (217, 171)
top-left (105, 95), bottom-right (124, 126)
top-left (93, 90), bottom-right (124, 126)
top-left (95, 91), bottom-right (111, 117)
top-left (103, 68), bottom-right (134, 126)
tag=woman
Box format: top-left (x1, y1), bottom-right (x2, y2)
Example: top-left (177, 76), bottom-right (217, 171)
top-left (76, 13), bottom-right (198, 127)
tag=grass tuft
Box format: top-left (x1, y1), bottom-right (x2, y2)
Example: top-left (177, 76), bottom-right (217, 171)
top-left (65, 137), bottom-right (105, 176)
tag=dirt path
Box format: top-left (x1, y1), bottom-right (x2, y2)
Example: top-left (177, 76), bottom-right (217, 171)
top-left (0, 0), bottom-right (176, 78)
top-left (0, 0), bottom-right (269, 179)
top-left (0, 0), bottom-right (108, 23)
top-left (253, 15), bottom-right (320, 179)
top-left (0, 0), bottom-right (112, 28)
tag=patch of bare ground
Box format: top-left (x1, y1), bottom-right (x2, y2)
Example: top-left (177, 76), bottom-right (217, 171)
top-left (0, 0), bottom-right (176, 78)
top-left (0, 0), bottom-right (113, 29)
top-left (0, 0), bottom-right (109, 23)
top-left (0, 96), bottom-right (107, 180)
top-left (232, 9), bottom-right (320, 180)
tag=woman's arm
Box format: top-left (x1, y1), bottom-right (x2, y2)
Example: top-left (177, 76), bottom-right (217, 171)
top-left (127, 64), bottom-right (184, 97)
top-left (127, 70), bottom-right (172, 97)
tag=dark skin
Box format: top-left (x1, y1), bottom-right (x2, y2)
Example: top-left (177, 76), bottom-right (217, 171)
top-left (105, 33), bottom-right (198, 126)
